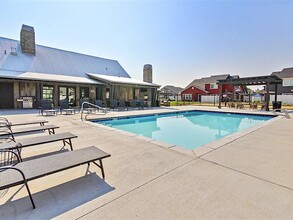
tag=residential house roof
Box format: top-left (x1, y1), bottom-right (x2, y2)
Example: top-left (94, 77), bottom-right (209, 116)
top-left (184, 74), bottom-right (231, 91)
top-left (271, 68), bottom-right (293, 78)
top-left (159, 85), bottom-right (184, 94)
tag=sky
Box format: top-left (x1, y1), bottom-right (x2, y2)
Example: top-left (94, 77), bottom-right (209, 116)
top-left (1, 0), bottom-right (293, 88)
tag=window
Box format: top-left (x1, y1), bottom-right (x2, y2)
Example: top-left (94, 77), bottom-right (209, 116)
top-left (183, 94), bottom-right (192, 100)
top-left (283, 78), bottom-right (293, 87)
top-left (42, 85), bottom-right (54, 102)
top-left (59, 86), bottom-right (76, 105)
top-left (210, 83), bottom-right (218, 89)
top-left (80, 87), bottom-right (89, 99)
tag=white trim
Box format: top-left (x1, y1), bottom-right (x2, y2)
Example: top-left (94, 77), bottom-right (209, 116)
top-left (0, 70), bottom-right (100, 84)
top-left (87, 73), bottom-right (160, 87)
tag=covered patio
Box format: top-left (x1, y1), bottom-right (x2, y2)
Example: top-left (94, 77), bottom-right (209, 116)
top-left (217, 75), bottom-right (283, 111)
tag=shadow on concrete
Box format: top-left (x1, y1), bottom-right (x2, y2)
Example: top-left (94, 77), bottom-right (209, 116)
top-left (0, 173), bottom-right (114, 220)
top-left (0, 109), bottom-right (40, 116)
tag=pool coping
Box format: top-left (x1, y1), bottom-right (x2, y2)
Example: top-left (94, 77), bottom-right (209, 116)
top-left (87, 109), bottom-right (282, 158)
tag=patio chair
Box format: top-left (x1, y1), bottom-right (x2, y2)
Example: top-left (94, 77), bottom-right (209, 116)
top-left (261, 103), bottom-right (267, 110)
top-left (59, 100), bottom-right (75, 115)
top-left (110, 99), bottom-right (118, 111)
top-left (249, 102), bottom-right (258, 110)
top-left (0, 146), bottom-right (111, 209)
top-left (80, 98), bottom-right (96, 114)
top-left (130, 100), bottom-right (140, 110)
top-left (40, 100), bottom-right (57, 116)
top-left (0, 132), bottom-right (78, 160)
top-left (118, 99), bottom-right (128, 111)
top-left (79, 98), bottom-right (90, 107)
top-left (95, 100), bottom-right (103, 108)
top-left (138, 100), bottom-right (149, 110)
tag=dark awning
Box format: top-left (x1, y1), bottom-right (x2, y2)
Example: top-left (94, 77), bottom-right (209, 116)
top-left (217, 75), bottom-right (282, 85)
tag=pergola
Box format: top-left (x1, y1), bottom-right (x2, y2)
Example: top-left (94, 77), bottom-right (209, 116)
top-left (217, 75), bottom-right (283, 111)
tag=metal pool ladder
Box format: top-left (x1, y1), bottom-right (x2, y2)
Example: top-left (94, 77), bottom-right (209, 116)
top-left (272, 109), bottom-right (291, 119)
top-left (80, 101), bottom-right (108, 121)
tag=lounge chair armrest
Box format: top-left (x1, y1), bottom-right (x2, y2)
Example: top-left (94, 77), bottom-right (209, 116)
top-left (0, 164), bottom-right (36, 208)
top-left (0, 165), bottom-right (23, 174)
top-left (0, 136), bottom-right (16, 142)
top-left (0, 117), bottom-right (9, 123)
top-left (0, 130), bottom-right (15, 141)
top-left (0, 121), bottom-right (12, 127)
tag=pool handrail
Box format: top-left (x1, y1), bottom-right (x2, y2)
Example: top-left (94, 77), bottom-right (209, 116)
top-left (80, 101), bottom-right (108, 121)
top-left (272, 109), bottom-right (291, 119)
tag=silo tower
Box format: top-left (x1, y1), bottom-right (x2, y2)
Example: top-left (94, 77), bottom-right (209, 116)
top-left (143, 64), bottom-right (153, 83)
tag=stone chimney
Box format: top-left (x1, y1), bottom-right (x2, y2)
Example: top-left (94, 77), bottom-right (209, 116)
top-left (20, 24), bottom-right (36, 55)
top-left (143, 64), bottom-right (152, 83)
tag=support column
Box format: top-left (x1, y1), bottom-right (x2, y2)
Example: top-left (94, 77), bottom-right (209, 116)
top-left (54, 84), bottom-right (58, 107)
top-left (232, 85), bottom-right (235, 101)
top-left (274, 84), bottom-right (278, 102)
top-left (218, 83), bottom-right (222, 109)
top-left (110, 85), bottom-right (114, 100)
top-left (265, 82), bottom-right (270, 111)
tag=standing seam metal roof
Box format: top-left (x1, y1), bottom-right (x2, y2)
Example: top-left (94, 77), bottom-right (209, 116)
top-left (0, 37), bottom-right (130, 79)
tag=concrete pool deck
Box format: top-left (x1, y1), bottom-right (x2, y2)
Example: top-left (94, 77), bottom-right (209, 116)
top-left (0, 106), bottom-right (293, 219)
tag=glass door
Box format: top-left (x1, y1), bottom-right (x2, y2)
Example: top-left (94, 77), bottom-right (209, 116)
top-left (59, 86), bottom-right (76, 106)
top-left (80, 87), bottom-right (89, 99)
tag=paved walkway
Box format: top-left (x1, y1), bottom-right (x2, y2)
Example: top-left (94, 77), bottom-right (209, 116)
top-left (0, 106), bottom-right (293, 219)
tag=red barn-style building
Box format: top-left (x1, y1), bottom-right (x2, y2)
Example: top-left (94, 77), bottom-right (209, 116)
top-left (181, 74), bottom-right (244, 101)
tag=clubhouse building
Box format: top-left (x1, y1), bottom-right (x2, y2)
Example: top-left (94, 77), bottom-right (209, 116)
top-left (0, 25), bottom-right (159, 109)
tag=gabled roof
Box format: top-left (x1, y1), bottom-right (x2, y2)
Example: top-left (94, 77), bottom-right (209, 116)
top-left (184, 74), bottom-right (230, 91)
top-left (87, 73), bottom-right (160, 87)
top-left (181, 85), bottom-right (209, 93)
top-left (271, 68), bottom-right (293, 78)
top-left (159, 85), bottom-right (183, 94)
top-left (0, 37), bottom-right (130, 80)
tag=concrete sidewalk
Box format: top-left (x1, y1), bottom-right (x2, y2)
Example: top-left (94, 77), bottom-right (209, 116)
top-left (0, 106), bottom-right (292, 219)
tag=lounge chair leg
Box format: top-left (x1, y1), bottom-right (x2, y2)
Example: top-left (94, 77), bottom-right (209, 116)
top-left (62, 139), bottom-right (74, 151)
top-left (93, 160), bottom-right (105, 179)
top-left (48, 129), bottom-right (55, 135)
top-left (68, 139), bottom-right (73, 151)
top-left (11, 167), bottom-right (36, 209)
top-left (99, 160), bottom-right (105, 179)
top-left (24, 181), bottom-right (36, 209)
top-left (86, 162), bottom-right (90, 175)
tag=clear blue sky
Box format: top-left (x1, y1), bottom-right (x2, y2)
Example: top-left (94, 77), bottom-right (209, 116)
top-left (1, 0), bottom-right (293, 88)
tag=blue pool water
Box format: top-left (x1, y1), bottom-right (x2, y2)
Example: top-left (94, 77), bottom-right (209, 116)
top-left (94, 111), bottom-right (273, 150)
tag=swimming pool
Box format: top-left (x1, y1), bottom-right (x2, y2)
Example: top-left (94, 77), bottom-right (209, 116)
top-left (94, 111), bottom-right (273, 150)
